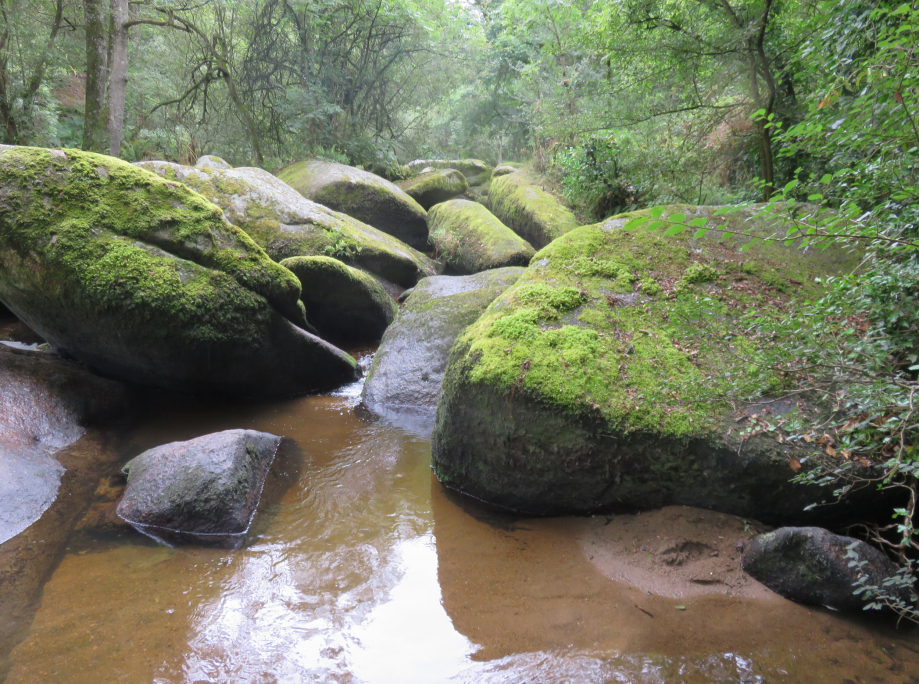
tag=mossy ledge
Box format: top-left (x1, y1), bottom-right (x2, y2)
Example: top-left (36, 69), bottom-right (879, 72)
top-left (431, 208), bottom-right (861, 522)
top-left (487, 170), bottom-right (580, 249)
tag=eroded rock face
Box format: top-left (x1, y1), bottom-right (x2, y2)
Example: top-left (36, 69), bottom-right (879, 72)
top-left (280, 256), bottom-right (397, 344)
top-left (116, 429), bottom-right (281, 545)
top-left (0, 146), bottom-right (358, 396)
top-left (0, 346), bottom-right (128, 544)
top-left (398, 169), bottom-right (468, 210)
top-left (278, 160), bottom-right (430, 251)
top-left (431, 208), bottom-right (862, 520)
top-left (361, 268), bottom-right (524, 432)
top-left (136, 160), bottom-right (438, 288)
top-left (428, 200), bottom-right (535, 273)
top-left (488, 170), bottom-right (580, 248)
top-left (742, 527), bottom-right (913, 612)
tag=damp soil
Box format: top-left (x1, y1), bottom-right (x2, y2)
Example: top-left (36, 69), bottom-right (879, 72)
top-left (2, 356), bottom-right (919, 683)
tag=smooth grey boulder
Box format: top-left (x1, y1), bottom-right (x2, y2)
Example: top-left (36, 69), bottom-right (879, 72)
top-left (278, 160), bottom-right (430, 251)
top-left (742, 527), bottom-right (914, 612)
top-left (195, 155), bottom-right (232, 170)
top-left (398, 169), bottom-right (468, 210)
top-left (361, 268), bottom-right (524, 432)
top-left (0, 147), bottom-right (359, 397)
top-left (136, 160), bottom-right (438, 288)
top-left (117, 429), bottom-right (281, 545)
top-left (428, 200), bottom-right (535, 273)
top-left (280, 256), bottom-right (397, 344)
top-left (0, 345), bottom-right (128, 544)
top-left (492, 164), bottom-right (518, 178)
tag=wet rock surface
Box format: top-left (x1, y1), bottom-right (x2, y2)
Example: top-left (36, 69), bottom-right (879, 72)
top-left (361, 268), bottom-right (524, 432)
top-left (280, 256), bottom-right (397, 344)
top-left (0, 345), bottom-right (129, 544)
top-left (136, 160), bottom-right (437, 288)
top-left (742, 526), bottom-right (914, 612)
top-left (117, 429), bottom-right (281, 544)
top-left (278, 160), bottom-right (430, 250)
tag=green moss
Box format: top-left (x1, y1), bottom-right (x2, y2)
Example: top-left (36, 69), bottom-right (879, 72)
top-left (2, 147), bottom-right (302, 321)
top-left (443, 211), bottom-right (856, 440)
top-left (488, 170), bottom-right (580, 248)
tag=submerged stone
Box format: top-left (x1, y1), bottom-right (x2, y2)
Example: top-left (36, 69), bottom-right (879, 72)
top-left (361, 268), bottom-right (525, 433)
top-left (398, 169), bottom-right (468, 209)
top-left (280, 256), bottom-right (397, 344)
top-left (136, 160), bottom-right (438, 288)
top-left (431, 207), bottom-right (861, 520)
top-left (117, 429), bottom-right (281, 546)
top-left (742, 527), bottom-right (913, 612)
top-left (0, 146), bottom-right (358, 396)
top-left (278, 160), bottom-right (429, 251)
top-left (488, 170), bottom-right (580, 248)
top-left (428, 199), bottom-right (536, 273)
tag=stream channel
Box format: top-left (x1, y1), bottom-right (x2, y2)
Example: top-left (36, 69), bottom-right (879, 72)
top-left (1, 324), bottom-right (919, 683)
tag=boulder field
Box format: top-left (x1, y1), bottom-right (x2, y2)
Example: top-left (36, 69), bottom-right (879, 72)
top-left (431, 206), bottom-right (862, 523)
top-left (0, 146), bottom-right (359, 396)
top-left (278, 160), bottom-right (430, 251)
top-left (135, 160), bottom-right (437, 288)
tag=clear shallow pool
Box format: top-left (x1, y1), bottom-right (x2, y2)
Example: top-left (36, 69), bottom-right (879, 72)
top-left (3, 373), bottom-right (918, 684)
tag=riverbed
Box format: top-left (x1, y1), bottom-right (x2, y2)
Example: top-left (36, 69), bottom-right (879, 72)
top-left (1, 346), bottom-right (918, 683)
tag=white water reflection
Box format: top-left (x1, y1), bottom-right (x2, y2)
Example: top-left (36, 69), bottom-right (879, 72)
top-left (174, 534), bottom-right (474, 683)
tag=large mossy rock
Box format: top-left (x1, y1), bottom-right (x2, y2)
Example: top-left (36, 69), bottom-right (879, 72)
top-left (136, 160), bottom-right (437, 288)
top-left (0, 345), bottom-right (128, 544)
top-left (277, 160), bottom-right (429, 251)
top-left (280, 256), bottom-right (397, 344)
top-left (398, 169), bottom-right (468, 209)
top-left (488, 170), bottom-right (580, 248)
top-left (742, 527), bottom-right (913, 612)
top-left (361, 268), bottom-right (524, 429)
top-left (0, 146), bottom-right (359, 396)
top-left (194, 155), bottom-right (232, 170)
top-left (428, 200), bottom-right (536, 273)
top-left (406, 158), bottom-right (492, 179)
top-left (431, 206), bottom-right (860, 520)
top-left (116, 429), bottom-right (281, 545)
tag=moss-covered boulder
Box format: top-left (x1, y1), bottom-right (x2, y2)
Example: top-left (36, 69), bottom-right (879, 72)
top-left (428, 200), bottom-right (536, 273)
top-left (195, 155), bottom-right (232, 170)
top-left (492, 164), bottom-right (518, 178)
top-left (0, 146), bottom-right (359, 396)
top-left (431, 206), bottom-right (861, 521)
top-left (280, 256), bottom-right (397, 344)
top-left (136, 160), bottom-right (438, 288)
top-left (398, 169), bottom-right (468, 209)
top-left (278, 160), bottom-right (429, 251)
top-left (488, 170), bottom-right (580, 248)
top-left (361, 268), bottom-right (524, 431)
top-left (117, 429), bottom-right (280, 546)
top-left (406, 158), bottom-right (492, 178)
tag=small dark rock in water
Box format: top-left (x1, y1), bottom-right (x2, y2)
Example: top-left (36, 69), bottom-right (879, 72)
top-left (116, 429), bottom-right (281, 546)
top-left (742, 526), bottom-right (912, 612)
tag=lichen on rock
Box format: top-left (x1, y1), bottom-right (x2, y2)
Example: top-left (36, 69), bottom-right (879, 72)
top-left (428, 199), bottom-right (535, 273)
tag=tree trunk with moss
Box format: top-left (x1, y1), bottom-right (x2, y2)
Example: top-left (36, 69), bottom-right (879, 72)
top-left (83, 0), bottom-right (109, 152)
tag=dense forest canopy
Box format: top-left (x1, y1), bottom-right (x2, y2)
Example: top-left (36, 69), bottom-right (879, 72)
top-left (2, 0), bottom-right (918, 616)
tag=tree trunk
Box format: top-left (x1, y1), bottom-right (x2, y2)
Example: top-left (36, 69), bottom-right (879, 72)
top-left (83, 0), bottom-right (109, 152)
top-left (221, 66), bottom-right (263, 165)
top-left (106, 0), bottom-right (129, 157)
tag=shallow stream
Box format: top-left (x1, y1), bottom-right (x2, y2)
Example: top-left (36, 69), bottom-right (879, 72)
top-left (2, 353), bottom-right (919, 683)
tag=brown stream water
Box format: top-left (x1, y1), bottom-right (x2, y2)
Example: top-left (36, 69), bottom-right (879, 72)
top-left (2, 354), bottom-right (919, 683)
